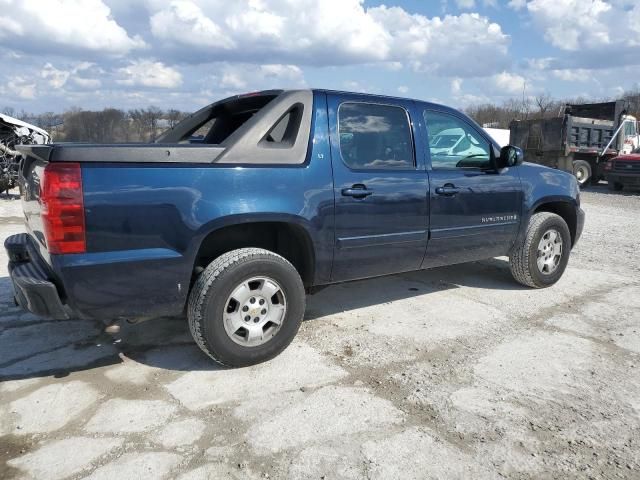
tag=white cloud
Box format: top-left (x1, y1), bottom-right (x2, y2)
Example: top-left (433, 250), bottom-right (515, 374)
top-left (116, 60), bottom-right (183, 88)
top-left (41, 63), bottom-right (71, 89)
top-left (0, 0), bottom-right (145, 55)
top-left (213, 63), bottom-right (305, 91)
top-left (526, 57), bottom-right (553, 70)
top-left (370, 8), bottom-right (509, 76)
top-left (4, 76), bottom-right (37, 99)
top-left (72, 77), bottom-right (102, 89)
top-left (149, 0), bottom-right (390, 65)
top-left (456, 0), bottom-right (499, 9)
top-left (552, 68), bottom-right (593, 82)
top-left (451, 78), bottom-right (463, 94)
top-left (219, 70), bottom-right (247, 89)
top-left (343, 80), bottom-right (375, 94)
top-left (526, 0), bottom-right (611, 51)
top-left (493, 71), bottom-right (527, 94)
top-left (260, 64), bottom-right (303, 81)
top-left (453, 93), bottom-right (491, 106)
top-left (507, 0), bottom-right (527, 10)
top-left (39, 62), bottom-right (103, 90)
top-left (455, 0), bottom-right (475, 8)
top-left (146, 1), bottom-right (509, 76)
top-left (516, 0), bottom-right (640, 59)
top-left (397, 85), bottom-right (409, 94)
top-left (149, 1), bottom-right (235, 50)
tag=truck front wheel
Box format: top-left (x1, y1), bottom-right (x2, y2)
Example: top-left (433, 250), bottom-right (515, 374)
top-left (572, 160), bottom-right (592, 188)
top-left (509, 212), bottom-right (572, 288)
top-left (187, 248), bottom-right (306, 367)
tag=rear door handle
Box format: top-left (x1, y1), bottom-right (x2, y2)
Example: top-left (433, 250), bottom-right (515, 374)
top-left (342, 184), bottom-right (373, 199)
top-left (435, 185), bottom-right (462, 196)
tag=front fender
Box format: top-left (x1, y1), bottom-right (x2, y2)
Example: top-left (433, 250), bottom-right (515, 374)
top-left (514, 163), bottom-right (581, 246)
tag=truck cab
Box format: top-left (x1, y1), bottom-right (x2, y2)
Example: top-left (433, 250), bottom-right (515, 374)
top-left (620, 116), bottom-right (639, 154)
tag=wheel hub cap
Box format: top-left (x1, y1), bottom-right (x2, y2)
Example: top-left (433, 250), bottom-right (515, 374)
top-left (536, 229), bottom-right (563, 275)
top-left (223, 276), bottom-right (287, 347)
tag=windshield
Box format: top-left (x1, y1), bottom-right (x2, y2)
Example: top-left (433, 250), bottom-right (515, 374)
top-left (624, 121), bottom-right (637, 136)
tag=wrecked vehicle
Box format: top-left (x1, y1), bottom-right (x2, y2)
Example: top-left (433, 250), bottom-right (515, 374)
top-left (0, 113), bottom-right (50, 193)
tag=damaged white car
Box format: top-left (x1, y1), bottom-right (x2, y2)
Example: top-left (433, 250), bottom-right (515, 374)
top-left (0, 113), bottom-right (50, 193)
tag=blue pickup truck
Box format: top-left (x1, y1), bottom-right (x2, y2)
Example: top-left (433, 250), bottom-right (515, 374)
top-left (6, 89), bottom-right (584, 366)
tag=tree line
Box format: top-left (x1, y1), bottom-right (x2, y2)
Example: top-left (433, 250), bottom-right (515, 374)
top-left (1, 106), bottom-right (188, 143)
top-left (466, 86), bottom-right (640, 129)
top-left (2, 86), bottom-right (639, 142)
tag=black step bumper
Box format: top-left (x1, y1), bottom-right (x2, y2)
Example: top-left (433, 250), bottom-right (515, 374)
top-left (5, 233), bottom-right (69, 319)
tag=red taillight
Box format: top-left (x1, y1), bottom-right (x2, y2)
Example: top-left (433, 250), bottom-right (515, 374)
top-left (41, 162), bottom-right (86, 254)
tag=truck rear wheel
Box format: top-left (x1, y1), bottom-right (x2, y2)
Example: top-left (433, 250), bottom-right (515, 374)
top-left (572, 160), bottom-right (591, 188)
top-left (509, 212), bottom-right (571, 288)
top-left (187, 248), bottom-right (306, 367)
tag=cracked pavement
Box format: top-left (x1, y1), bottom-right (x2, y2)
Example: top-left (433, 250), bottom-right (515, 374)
top-left (1, 186), bottom-right (639, 479)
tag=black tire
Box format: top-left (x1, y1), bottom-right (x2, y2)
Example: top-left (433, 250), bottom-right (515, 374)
top-left (572, 160), bottom-right (592, 188)
top-left (608, 181), bottom-right (623, 191)
top-left (509, 212), bottom-right (572, 288)
top-left (187, 248), bottom-right (305, 367)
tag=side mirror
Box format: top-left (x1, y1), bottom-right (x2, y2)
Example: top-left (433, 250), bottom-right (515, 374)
top-left (498, 145), bottom-right (523, 168)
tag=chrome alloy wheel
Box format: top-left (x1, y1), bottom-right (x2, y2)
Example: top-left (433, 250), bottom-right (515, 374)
top-left (536, 229), bottom-right (563, 275)
top-left (223, 276), bottom-right (287, 347)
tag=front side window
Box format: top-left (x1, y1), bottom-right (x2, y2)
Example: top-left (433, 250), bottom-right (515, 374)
top-left (338, 103), bottom-right (414, 170)
top-left (424, 110), bottom-right (491, 169)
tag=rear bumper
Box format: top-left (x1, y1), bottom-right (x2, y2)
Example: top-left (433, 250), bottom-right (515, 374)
top-left (5, 233), bottom-right (69, 319)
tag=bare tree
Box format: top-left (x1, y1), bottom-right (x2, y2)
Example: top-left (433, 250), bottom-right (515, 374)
top-left (144, 106), bottom-right (163, 141)
top-left (167, 109), bottom-right (184, 128)
top-left (534, 92), bottom-right (555, 118)
top-left (128, 109), bottom-right (147, 142)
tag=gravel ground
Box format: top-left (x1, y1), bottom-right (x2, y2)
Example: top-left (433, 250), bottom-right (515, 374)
top-left (1, 185), bottom-right (639, 479)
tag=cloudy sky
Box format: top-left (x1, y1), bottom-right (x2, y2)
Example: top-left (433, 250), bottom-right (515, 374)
top-left (1, 0), bottom-right (639, 113)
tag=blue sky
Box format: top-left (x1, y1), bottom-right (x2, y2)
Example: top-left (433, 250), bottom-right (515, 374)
top-left (0, 0), bottom-right (638, 113)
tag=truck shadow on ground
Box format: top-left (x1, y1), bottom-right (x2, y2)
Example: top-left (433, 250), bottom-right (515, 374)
top-left (0, 192), bottom-right (20, 200)
top-left (0, 258), bottom-right (521, 382)
top-left (587, 184), bottom-right (640, 196)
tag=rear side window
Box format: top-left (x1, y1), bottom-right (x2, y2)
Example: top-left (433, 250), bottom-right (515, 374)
top-left (338, 103), bottom-right (414, 170)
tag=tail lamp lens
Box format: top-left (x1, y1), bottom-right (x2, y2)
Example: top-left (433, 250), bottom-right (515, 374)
top-left (41, 162), bottom-right (86, 254)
